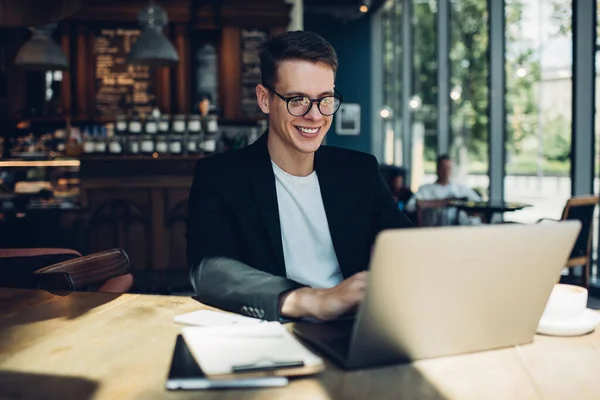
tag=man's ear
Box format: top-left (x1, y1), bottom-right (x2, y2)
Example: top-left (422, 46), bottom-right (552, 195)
top-left (256, 84), bottom-right (270, 114)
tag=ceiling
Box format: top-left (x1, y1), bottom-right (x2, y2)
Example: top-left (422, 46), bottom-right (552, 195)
top-left (303, 0), bottom-right (387, 21)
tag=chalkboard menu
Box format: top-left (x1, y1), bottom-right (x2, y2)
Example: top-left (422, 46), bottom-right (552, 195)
top-left (94, 28), bottom-right (155, 117)
top-left (240, 29), bottom-right (268, 117)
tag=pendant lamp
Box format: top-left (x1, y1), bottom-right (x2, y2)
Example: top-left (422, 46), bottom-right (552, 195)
top-left (15, 23), bottom-right (69, 70)
top-left (126, 3), bottom-right (179, 67)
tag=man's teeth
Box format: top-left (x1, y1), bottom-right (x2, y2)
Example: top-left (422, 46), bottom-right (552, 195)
top-left (298, 127), bottom-right (319, 134)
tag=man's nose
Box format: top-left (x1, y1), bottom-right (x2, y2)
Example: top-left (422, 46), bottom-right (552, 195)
top-left (303, 102), bottom-right (324, 121)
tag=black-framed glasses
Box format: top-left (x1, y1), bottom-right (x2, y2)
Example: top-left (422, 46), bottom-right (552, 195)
top-left (265, 85), bottom-right (343, 117)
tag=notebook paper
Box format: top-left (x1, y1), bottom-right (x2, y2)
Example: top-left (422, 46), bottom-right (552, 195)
top-left (174, 309), bottom-right (262, 327)
top-left (181, 322), bottom-right (324, 377)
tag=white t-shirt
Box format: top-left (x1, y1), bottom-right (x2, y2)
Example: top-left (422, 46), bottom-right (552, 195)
top-left (406, 182), bottom-right (482, 225)
top-left (272, 161), bottom-right (343, 288)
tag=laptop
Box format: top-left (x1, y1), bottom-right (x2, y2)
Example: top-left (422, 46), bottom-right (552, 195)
top-left (294, 221), bottom-right (581, 369)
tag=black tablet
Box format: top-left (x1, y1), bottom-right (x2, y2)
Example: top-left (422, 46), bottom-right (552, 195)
top-left (165, 335), bottom-right (288, 390)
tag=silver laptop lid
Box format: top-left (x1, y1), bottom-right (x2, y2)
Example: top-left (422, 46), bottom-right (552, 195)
top-left (346, 221), bottom-right (581, 367)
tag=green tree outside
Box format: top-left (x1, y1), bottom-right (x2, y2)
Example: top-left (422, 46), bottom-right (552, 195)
top-left (383, 0), bottom-right (572, 176)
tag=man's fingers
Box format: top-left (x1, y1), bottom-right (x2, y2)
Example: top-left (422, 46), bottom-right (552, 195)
top-left (349, 273), bottom-right (368, 290)
top-left (348, 279), bottom-right (367, 293)
top-left (343, 283), bottom-right (367, 305)
top-left (353, 271), bottom-right (368, 280)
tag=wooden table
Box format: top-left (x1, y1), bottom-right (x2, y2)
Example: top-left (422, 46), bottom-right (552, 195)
top-left (448, 200), bottom-right (532, 224)
top-left (1, 288), bottom-right (600, 400)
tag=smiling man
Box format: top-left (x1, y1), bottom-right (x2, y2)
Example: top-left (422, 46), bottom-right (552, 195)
top-left (186, 31), bottom-right (412, 322)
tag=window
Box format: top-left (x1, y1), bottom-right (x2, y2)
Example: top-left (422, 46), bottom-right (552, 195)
top-left (593, 0), bottom-right (600, 280)
top-left (411, 0), bottom-right (438, 190)
top-left (381, 0), bottom-right (404, 166)
top-left (450, 0), bottom-right (490, 196)
top-left (504, 0), bottom-right (572, 223)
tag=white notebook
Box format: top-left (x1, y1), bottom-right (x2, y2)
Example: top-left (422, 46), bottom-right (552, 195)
top-left (181, 322), bottom-right (324, 378)
top-left (174, 309), bottom-right (262, 327)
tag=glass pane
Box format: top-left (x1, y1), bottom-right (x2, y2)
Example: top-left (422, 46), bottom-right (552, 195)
top-left (449, 0), bottom-right (490, 197)
top-left (594, 0), bottom-right (600, 280)
top-left (504, 0), bottom-right (572, 223)
top-left (381, 0), bottom-right (403, 166)
top-left (411, 0), bottom-right (438, 192)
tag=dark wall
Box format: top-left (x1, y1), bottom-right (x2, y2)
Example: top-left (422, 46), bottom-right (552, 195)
top-left (303, 13), bottom-right (372, 154)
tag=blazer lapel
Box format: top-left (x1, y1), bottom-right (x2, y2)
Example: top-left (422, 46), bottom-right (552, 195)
top-left (248, 133), bottom-right (286, 277)
top-left (315, 148), bottom-right (352, 278)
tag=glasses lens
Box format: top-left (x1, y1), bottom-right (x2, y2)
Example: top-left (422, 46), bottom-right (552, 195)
top-left (287, 96), bottom-right (311, 116)
top-left (318, 96), bottom-right (341, 116)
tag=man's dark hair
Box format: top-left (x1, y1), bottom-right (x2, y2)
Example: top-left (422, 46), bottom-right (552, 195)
top-left (437, 154), bottom-right (451, 169)
top-left (260, 31), bottom-right (338, 88)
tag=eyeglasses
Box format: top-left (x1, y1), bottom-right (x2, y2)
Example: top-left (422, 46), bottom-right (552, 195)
top-left (264, 85), bottom-right (343, 117)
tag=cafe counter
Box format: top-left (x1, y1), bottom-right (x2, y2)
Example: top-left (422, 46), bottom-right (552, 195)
top-left (79, 155), bottom-right (198, 291)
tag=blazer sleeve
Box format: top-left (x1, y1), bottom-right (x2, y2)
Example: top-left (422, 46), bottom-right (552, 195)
top-left (186, 160), bottom-right (301, 321)
top-left (371, 157), bottom-right (414, 233)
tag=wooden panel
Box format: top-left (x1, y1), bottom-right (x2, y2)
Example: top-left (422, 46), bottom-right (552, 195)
top-left (0, 0), bottom-right (84, 27)
top-left (220, 26), bottom-right (240, 120)
top-left (84, 190), bottom-right (151, 270)
top-left (87, 28), bottom-right (97, 119)
top-left (155, 26), bottom-right (172, 114)
top-left (79, 156), bottom-right (198, 178)
top-left (60, 23), bottom-right (72, 115)
top-left (165, 189), bottom-right (190, 270)
top-left (68, 1), bottom-right (192, 23)
top-left (75, 24), bottom-right (89, 118)
top-left (80, 167), bottom-right (194, 274)
top-left (81, 176), bottom-right (192, 189)
top-left (192, 2), bottom-right (221, 30)
top-left (174, 23), bottom-right (190, 114)
top-left (220, 0), bottom-right (292, 29)
top-left (151, 188), bottom-right (168, 269)
top-left (5, 28), bottom-right (28, 119)
top-left (271, 26), bottom-right (287, 37)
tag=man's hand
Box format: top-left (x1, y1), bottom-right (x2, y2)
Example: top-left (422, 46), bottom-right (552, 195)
top-left (280, 271), bottom-right (368, 321)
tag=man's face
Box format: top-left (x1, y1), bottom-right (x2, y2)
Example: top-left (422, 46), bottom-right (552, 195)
top-left (437, 159), bottom-right (453, 181)
top-left (257, 60), bottom-right (335, 155)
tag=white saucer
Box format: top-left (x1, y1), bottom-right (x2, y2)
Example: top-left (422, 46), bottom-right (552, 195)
top-left (537, 309), bottom-right (600, 337)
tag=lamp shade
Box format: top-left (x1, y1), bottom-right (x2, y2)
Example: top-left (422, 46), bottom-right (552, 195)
top-left (126, 4), bottom-right (179, 67)
top-left (15, 23), bottom-right (69, 70)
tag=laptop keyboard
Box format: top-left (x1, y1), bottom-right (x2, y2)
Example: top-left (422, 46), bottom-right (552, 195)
top-left (321, 331), bottom-right (352, 358)
top-left (294, 319), bottom-right (354, 360)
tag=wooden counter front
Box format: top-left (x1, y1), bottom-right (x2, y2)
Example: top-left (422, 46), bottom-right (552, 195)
top-left (79, 156), bottom-right (198, 278)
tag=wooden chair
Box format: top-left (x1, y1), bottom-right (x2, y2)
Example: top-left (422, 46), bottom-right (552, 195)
top-left (33, 249), bottom-right (133, 293)
top-left (0, 248), bottom-right (82, 288)
top-left (539, 195), bottom-right (598, 288)
top-left (0, 248), bottom-right (82, 270)
top-left (416, 199), bottom-right (451, 227)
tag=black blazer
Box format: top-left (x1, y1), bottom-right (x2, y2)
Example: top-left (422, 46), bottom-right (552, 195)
top-left (186, 133), bottom-right (412, 321)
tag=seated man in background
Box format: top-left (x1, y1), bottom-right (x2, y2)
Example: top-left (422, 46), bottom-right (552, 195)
top-left (405, 155), bottom-right (481, 225)
top-left (186, 31), bottom-right (412, 322)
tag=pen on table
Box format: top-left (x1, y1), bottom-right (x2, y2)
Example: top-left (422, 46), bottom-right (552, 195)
top-left (232, 360), bottom-right (305, 373)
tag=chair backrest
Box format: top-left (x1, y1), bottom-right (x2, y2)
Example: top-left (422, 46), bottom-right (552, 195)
top-left (416, 199), bottom-right (451, 227)
top-left (561, 196), bottom-right (598, 259)
top-left (0, 248), bottom-right (82, 288)
top-left (34, 249), bottom-right (130, 291)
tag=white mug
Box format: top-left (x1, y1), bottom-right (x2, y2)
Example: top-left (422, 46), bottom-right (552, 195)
top-left (541, 284), bottom-right (587, 322)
